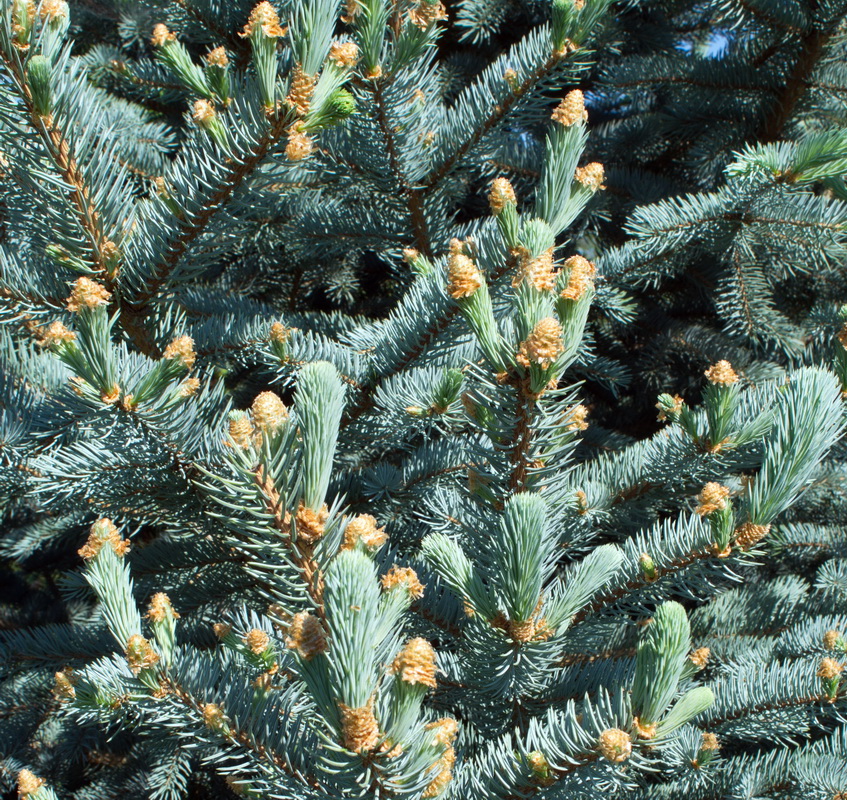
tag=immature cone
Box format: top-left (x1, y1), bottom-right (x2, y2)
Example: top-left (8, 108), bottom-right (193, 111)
top-left (285, 129), bottom-right (313, 161)
top-left (574, 162), bottom-right (605, 191)
top-left (151, 23), bottom-right (176, 46)
top-left (163, 335), bottom-right (196, 369)
top-left (338, 699), bottom-right (380, 752)
top-left (734, 521), bottom-right (770, 550)
top-left (251, 391), bottom-right (288, 433)
top-left (78, 518), bottom-right (130, 559)
top-left (446, 239), bottom-right (483, 299)
top-left (17, 770), bottom-right (45, 797)
top-left (824, 630), bottom-right (841, 650)
top-left (285, 611), bottom-right (327, 659)
top-left (489, 177), bottom-right (516, 215)
top-left (243, 628), bottom-right (271, 655)
top-left (66, 277), bottom-right (111, 312)
top-left (287, 65), bottom-right (315, 115)
top-left (551, 90), bottom-right (587, 126)
top-left (329, 41), bottom-right (359, 67)
top-left (147, 592), bottom-right (179, 622)
top-left (241, 1), bottom-right (286, 37)
top-left (125, 634), bottom-right (160, 674)
top-left (517, 318), bottom-right (565, 369)
top-left (514, 248), bottom-right (556, 292)
top-left (342, 513), bottom-right (388, 552)
top-left (597, 728), bottom-right (632, 762)
top-left (392, 637), bottom-right (437, 688)
top-left (817, 657), bottom-right (844, 680)
top-left (560, 255), bottom-right (595, 300)
top-left (704, 360), bottom-right (738, 385)
top-left (408, 0), bottom-right (447, 28)
top-left (689, 647), bottom-right (710, 668)
top-left (696, 483), bottom-right (730, 516)
top-left (382, 565), bottom-right (425, 599)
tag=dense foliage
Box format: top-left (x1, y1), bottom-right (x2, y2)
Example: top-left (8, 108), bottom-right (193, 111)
top-left (1, 0), bottom-right (847, 798)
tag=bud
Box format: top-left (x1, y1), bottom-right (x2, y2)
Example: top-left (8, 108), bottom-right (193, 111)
top-left (516, 318), bottom-right (565, 369)
top-left (178, 377), bottom-right (201, 398)
top-left (11, 0), bottom-right (36, 50)
top-left (700, 732), bottom-right (720, 752)
top-left (824, 630), bottom-right (842, 650)
top-left (78, 518), bottom-right (130, 559)
top-left (565, 404), bottom-right (588, 431)
top-left (817, 657), bottom-right (843, 680)
top-left (213, 622), bottom-right (233, 639)
top-left (203, 702), bottom-right (228, 730)
top-left (551, 90), bottom-right (587, 126)
top-left (66, 276), bottom-right (111, 313)
top-left (163, 334), bottom-right (196, 369)
top-left (559, 255), bottom-right (595, 301)
top-left (596, 728), bottom-right (632, 762)
top-left (696, 483), bottom-right (730, 516)
top-left (17, 770), bottom-right (45, 797)
top-left (422, 744), bottom-right (455, 797)
top-left (446, 239), bottom-right (483, 300)
top-left (526, 751), bottom-right (553, 785)
top-left (27, 55), bottom-right (53, 118)
top-left (408, 0), bottom-right (447, 28)
top-left (639, 552), bottom-right (658, 582)
top-left (251, 391), bottom-right (288, 433)
top-left (285, 129), bottom-right (313, 161)
top-left (39, 0), bottom-right (68, 22)
top-left (392, 637), bottom-right (437, 688)
top-left (53, 668), bottom-right (76, 700)
top-left (243, 628), bottom-right (271, 654)
top-left (146, 592), bottom-right (179, 622)
top-left (342, 514), bottom-right (388, 552)
top-left (151, 23), bottom-right (176, 47)
top-left (228, 413), bottom-right (254, 448)
top-left (285, 611), bottom-right (327, 659)
top-left (125, 634), bottom-right (160, 674)
top-left (704, 360), bottom-right (738, 385)
top-left (488, 177), bottom-right (516, 215)
top-left (513, 248), bottom-right (556, 292)
top-left (329, 41), bottom-right (359, 67)
top-left (192, 98), bottom-right (217, 129)
top-left (381, 565), bottom-right (425, 599)
top-left (38, 321), bottom-right (76, 348)
top-left (689, 647), bottom-right (710, 669)
top-left (338, 699), bottom-right (379, 752)
top-left (206, 46), bottom-right (229, 66)
top-left (241, 1), bottom-right (286, 37)
top-left (656, 393), bottom-right (684, 422)
top-left (574, 162), bottom-right (605, 191)
top-left (426, 717), bottom-right (458, 747)
top-left (294, 502), bottom-right (328, 543)
top-left (269, 321), bottom-right (291, 344)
